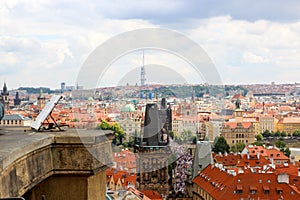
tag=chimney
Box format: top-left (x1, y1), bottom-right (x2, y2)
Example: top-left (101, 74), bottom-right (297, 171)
top-left (277, 174), bottom-right (289, 184)
top-left (257, 152), bottom-right (260, 159)
top-left (290, 156), bottom-right (295, 166)
top-left (247, 151), bottom-right (250, 160)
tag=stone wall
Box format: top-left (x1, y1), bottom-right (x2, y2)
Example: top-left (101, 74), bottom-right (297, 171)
top-left (0, 129), bottom-right (114, 199)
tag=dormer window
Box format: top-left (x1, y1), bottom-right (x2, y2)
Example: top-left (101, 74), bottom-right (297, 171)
top-left (263, 186), bottom-right (270, 194)
top-left (250, 186), bottom-right (257, 194)
top-left (276, 187), bottom-right (283, 194)
top-left (236, 185), bottom-right (243, 194)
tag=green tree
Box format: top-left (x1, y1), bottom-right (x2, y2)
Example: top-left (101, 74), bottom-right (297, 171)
top-left (111, 122), bottom-right (125, 145)
top-left (97, 121), bottom-right (125, 145)
top-left (212, 136), bottom-right (230, 154)
top-left (256, 133), bottom-right (263, 141)
top-left (169, 131), bottom-right (174, 139)
top-left (280, 132), bottom-right (287, 137)
top-left (192, 136), bottom-right (197, 144)
top-left (180, 129), bottom-right (194, 142)
top-left (293, 130), bottom-right (300, 137)
top-left (230, 142), bottom-right (246, 153)
top-left (275, 139), bottom-right (291, 157)
top-left (274, 131), bottom-right (281, 137)
top-left (262, 130), bottom-right (270, 138)
top-left (252, 141), bottom-right (263, 146)
top-left (98, 120), bottom-right (111, 130)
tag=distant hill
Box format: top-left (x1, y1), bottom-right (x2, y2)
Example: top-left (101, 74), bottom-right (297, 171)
top-left (17, 87), bottom-right (55, 94)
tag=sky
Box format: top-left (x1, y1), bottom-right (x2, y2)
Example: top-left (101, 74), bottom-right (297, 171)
top-left (1, 0), bottom-right (300, 89)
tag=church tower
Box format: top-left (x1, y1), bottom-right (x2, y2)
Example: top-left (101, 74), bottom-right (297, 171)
top-left (234, 98), bottom-right (244, 123)
top-left (37, 89), bottom-right (46, 110)
top-left (14, 91), bottom-right (21, 106)
top-left (0, 82), bottom-right (10, 111)
top-left (134, 102), bottom-right (172, 197)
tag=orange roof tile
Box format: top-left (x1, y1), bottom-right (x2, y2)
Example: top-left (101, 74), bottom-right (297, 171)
top-left (193, 164), bottom-right (300, 200)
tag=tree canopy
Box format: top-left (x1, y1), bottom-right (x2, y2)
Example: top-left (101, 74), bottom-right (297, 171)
top-left (212, 136), bottom-right (230, 154)
top-left (97, 120), bottom-right (125, 145)
top-left (275, 139), bottom-right (291, 157)
top-left (230, 142), bottom-right (246, 153)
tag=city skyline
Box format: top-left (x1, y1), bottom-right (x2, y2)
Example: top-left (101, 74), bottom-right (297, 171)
top-left (1, 1), bottom-right (300, 89)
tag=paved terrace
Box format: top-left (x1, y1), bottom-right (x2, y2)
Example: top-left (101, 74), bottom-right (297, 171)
top-left (0, 127), bottom-right (114, 200)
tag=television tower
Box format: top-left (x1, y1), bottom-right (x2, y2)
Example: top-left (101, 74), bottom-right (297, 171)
top-left (140, 50), bottom-right (146, 86)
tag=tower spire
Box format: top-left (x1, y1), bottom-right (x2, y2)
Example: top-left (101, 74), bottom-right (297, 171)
top-left (140, 50), bottom-right (146, 86)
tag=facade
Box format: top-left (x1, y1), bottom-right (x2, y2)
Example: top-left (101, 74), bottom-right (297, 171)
top-left (113, 149), bottom-right (136, 173)
top-left (118, 102), bottom-right (142, 141)
top-left (206, 118), bottom-right (223, 142)
top-left (0, 114), bottom-right (32, 127)
top-left (134, 103), bottom-right (172, 197)
top-left (260, 114), bottom-right (277, 133)
top-left (106, 168), bottom-right (136, 191)
top-left (277, 117), bottom-right (300, 134)
top-left (221, 121), bottom-right (256, 146)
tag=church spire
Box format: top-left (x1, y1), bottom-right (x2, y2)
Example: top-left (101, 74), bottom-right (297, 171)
top-left (2, 82), bottom-right (9, 95)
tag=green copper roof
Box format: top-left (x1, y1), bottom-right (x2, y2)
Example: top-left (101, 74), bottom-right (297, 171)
top-left (121, 103), bottom-right (135, 112)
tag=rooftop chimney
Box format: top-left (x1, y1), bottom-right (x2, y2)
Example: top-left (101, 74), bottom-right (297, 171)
top-left (290, 156), bottom-right (296, 166)
top-left (277, 174), bottom-right (289, 184)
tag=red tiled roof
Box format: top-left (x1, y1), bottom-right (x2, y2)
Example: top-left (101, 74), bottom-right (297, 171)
top-left (236, 154), bottom-right (270, 168)
top-left (140, 190), bottom-right (163, 200)
top-left (193, 164), bottom-right (300, 199)
top-left (232, 94), bottom-right (244, 99)
top-left (266, 148), bottom-right (289, 161)
top-left (224, 122), bottom-right (253, 129)
top-left (214, 153), bottom-right (242, 167)
top-left (282, 117), bottom-right (300, 124)
top-left (127, 187), bottom-right (151, 200)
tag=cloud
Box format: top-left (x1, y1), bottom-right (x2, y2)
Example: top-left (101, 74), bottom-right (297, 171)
top-left (0, 1), bottom-right (300, 88)
top-left (243, 52), bottom-right (269, 64)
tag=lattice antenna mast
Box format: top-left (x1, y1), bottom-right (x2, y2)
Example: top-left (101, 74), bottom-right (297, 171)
top-left (141, 50), bottom-right (146, 86)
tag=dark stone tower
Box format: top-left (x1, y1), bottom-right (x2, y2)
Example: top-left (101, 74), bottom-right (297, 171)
top-left (14, 91), bottom-right (21, 106)
top-left (135, 101), bottom-right (172, 197)
top-left (0, 82), bottom-right (9, 111)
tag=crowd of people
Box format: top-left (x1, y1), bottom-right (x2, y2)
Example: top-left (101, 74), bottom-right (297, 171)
top-left (169, 140), bottom-right (193, 194)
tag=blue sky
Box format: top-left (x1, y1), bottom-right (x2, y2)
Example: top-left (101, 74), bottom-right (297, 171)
top-left (1, 0), bottom-right (300, 89)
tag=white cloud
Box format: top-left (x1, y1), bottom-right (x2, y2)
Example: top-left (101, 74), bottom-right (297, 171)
top-left (242, 52), bottom-right (269, 64)
top-left (0, 1), bottom-right (300, 88)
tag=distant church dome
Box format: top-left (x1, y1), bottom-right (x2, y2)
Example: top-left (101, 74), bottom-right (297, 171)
top-left (121, 103), bottom-right (136, 112)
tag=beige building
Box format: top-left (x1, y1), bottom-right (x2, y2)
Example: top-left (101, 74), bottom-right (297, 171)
top-left (118, 102), bottom-right (142, 141)
top-left (221, 121), bottom-right (256, 146)
top-left (277, 117), bottom-right (300, 134)
top-left (0, 114), bottom-right (32, 126)
top-left (259, 114), bottom-right (278, 133)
